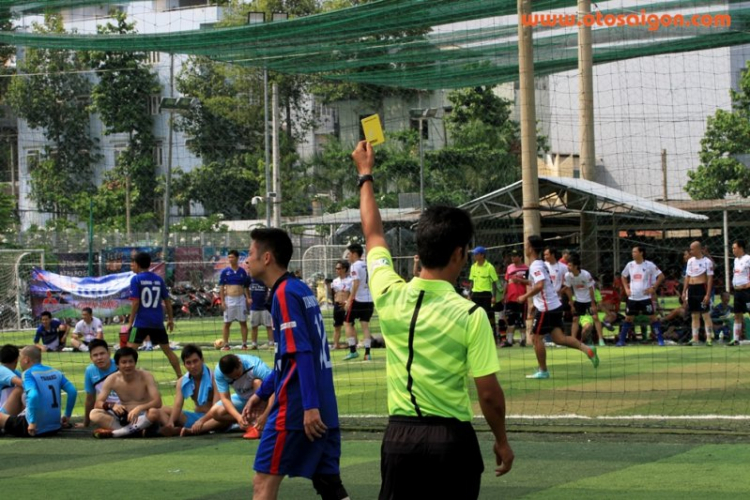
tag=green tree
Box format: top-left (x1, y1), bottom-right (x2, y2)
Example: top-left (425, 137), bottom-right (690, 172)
top-left (686, 62), bottom-right (750, 199)
top-left (0, 190), bottom-right (16, 238)
top-left (6, 14), bottom-right (97, 217)
top-left (77, 11), bottom-right (162, 230)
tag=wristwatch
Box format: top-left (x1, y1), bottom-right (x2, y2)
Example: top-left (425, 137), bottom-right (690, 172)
top-left (357, 174), bottom-right (374, 189)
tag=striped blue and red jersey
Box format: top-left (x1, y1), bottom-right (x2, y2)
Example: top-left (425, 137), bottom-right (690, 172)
top-left (262, 273), bottom-right (339, 431)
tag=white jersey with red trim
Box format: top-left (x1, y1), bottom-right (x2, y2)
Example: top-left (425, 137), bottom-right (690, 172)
top-left (686, 256), bottom-right (714, 278)
top-left (564, 269), bottom-right (595, 303)
top-left (529, 260), bottom-right (562, 312)
top-left (622, 260), bottom-right (662, 301)
top-left (545, 261), bottom-right (567, 293)
top-left (733, 254), bottom-right (750, 288)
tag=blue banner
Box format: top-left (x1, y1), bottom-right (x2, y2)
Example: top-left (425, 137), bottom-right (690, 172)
top-left (29, 267), bottom-right (158, 320)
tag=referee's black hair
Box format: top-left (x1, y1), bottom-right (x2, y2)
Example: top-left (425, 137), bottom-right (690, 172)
top-left (416, 205), bottom-right (474, 269)
top-left (0, 344), bottom-right (19, 364)
top-left (250, 228), bottom-right (294, 268)
top-left (734, 239), bottom-right (746, 251)
top-left (633, 245), bottom-right (647, 259)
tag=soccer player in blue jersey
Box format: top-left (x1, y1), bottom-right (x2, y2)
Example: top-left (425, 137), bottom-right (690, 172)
top-left (0, 346), bottom-right (77, 437)
top-left (80, 339), bottom-right (118, 428)
top-left (242, 228), bottom-right (349, 500)
top-left (219, 250), bottom-right (253, 350)
top-left (0, 344), bottom-right (23, 416)
top-left (125, 252), bottom-right (182, 378)
top-left (210, 353), bottom-right (273, 439)
top-left (33, 311), bottom-right (69, 352)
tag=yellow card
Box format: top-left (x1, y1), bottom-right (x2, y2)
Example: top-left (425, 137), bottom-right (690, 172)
top-left (361, 114), bottom-right (385, 146)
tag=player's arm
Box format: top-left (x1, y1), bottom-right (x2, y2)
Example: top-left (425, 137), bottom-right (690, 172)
top-left (167, 377), bottom-right (185, 428)
top-left (705, 269), bottom-right (714, 303)
top-left (127, 300), bottom-right (140, 330)
top-left (242, 370), bottom-right (275, 425)
top-left (518, 280), bottom-right (544, 303)
top-left (588, 285), bottom-right (598, 314)
top-left (219, 274), bottom-right (227, 310)
top-left (83, 393), bottom-right (95, 427)
top-left (219, 390), bottom-right (244, 425)
top-left (621, 274), bottom-right (631, 298)
top-left (296, 350), bottom-right (325, 442)
top-left (353, 140), bottom-right (388, 251)
top-left (60, 375), bottom-right (77, 426)
top-left (475, 374), bottom-right (513, 476)
top-left (23, 373), bottom-right (40, 434)
top-left (96, 320), bottom-right (104, 340)
top-left (163, 297), bottom-right (174, 332)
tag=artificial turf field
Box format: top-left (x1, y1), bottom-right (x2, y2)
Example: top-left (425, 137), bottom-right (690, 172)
top-left (3, 314), bottom-right (750, 498)
top-left (2, 431), bottom-right (750, 499)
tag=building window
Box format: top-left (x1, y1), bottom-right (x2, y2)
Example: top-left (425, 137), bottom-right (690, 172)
top-left (153, 142), bottom-right (164, 167)
top-left (26, 150), bottom-right (40, 173)
top-left (148, 95), bottom-right (161, 115)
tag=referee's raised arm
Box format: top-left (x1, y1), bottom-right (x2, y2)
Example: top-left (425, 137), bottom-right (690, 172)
top-left (352, 140), bottom-right (388, 251)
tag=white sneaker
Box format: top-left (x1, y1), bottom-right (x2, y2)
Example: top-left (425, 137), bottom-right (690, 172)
top-left (62, 347), bottom-right (75, 352)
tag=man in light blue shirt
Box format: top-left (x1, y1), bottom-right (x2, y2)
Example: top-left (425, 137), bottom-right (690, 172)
top-left (0, 346), bottom-right (77, 437)
top-left (0, 344), bottom-right (23, 415)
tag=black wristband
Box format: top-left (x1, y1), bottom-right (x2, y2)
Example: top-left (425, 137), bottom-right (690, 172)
top-left (357, 174), bottom-right (374, 189)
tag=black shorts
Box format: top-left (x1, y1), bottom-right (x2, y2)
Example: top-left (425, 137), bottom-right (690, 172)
top-left (504, 301), bottom-right (526, 328)
top-left (734, 289), bottom-right (750, 314)
top-left (531, 307), bottom-right (565, 336)
top-left (3, 415), bottom-right (58, 438)
top-left (333, 303), bottom-right (347, 327)
top-left (345, 301), bottom-right (374, 323)
top-left (626, 299), bottom-right (655, 317)
top-left (379, 416), bottom-right (483, 500)
top-left (129, 327), bottom-right (169, 345)
top-left (472, 292), bottom-right (496, 325)
top-left (572, 300), bottom-right (592, 316)
top-left (687, 284), bottom-right (710, 313)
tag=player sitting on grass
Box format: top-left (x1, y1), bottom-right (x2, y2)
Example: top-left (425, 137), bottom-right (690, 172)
top-left (0, 344), bottom-right (24, 416)
top-left (80, 339), bottom-right (119, 428)
top-left (159, 344), bottom-right (226, 437)
top-left (90, 347), bottom-right (162, 438)
top-left (69, 307), bottom-right (104, 352)
top-left (33, 311), bottom-right (69, 352)
top-left (0, 346), bottom-right (77, 437)
top-left (209, 353), bottom-right (273, 439)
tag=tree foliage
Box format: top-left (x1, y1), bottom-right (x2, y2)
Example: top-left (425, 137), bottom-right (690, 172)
top-left (686, 61), bottom-right (750, 200)
top-left (75, 11), bottom-right (162, 230)
top-left (7, 14), bottom-right (97, 217)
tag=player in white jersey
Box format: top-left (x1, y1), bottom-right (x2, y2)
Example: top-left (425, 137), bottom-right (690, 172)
top-left (344, 243), bottom-right (375, 361)
top-left (563, 253), bottom-right (604, 346)
top-left (684, 241), bottom-right (715, 345)
top-left (618, 245), bottom-right (666, 346)
top-left (544, 247), bottom-right (567, 296)
top-left (328, 260), bottom-right (352, 350)
top-left (731, 239), bottom-right (750, 346)
top-left (70, 307), bottom-right (104, 352)
top-left (518, 236), bottom-right (599, 380)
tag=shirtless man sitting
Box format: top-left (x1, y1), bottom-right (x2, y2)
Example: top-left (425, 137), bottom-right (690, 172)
top-left (90, 346), bottom-right (162, 438)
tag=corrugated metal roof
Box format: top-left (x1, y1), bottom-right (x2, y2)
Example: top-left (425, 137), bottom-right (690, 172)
top-left (462, 176), bottom-right (708, 221)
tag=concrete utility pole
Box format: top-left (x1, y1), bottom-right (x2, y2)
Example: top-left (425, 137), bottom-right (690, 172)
top-left (518, 0), bottom-right (541, 249)
top-left (272, 83), bottom-right (281, 228)
top-left (661, 149), bottom-right (668, 201)
top-left (578, 0), bottom-right (598, 275)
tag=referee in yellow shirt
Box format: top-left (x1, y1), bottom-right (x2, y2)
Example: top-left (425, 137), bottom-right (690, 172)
top-left (469, 247), bottom-right (499, 342)
top-left (351, 140), bottom-right (513, 500)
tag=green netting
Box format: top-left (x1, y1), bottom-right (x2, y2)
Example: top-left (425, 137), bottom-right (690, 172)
top-left (0, 0), bottom-right (748, 89)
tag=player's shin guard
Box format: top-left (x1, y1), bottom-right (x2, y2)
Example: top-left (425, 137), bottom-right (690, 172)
top-left (734, 322), bottom-right (742, 341)
top-left (651, 321), bottom-right (663, 343)
top-left (347, 337), bottom-right (356, 354)
top-left (312, 473), bottom-right (349, 500)
top-left (618, 322), bottom-right (632, 344)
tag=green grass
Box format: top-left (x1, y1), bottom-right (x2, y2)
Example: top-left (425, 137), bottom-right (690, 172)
top-left (2, 315), bottom-right (750, 426)
top-left (1, 431), bottom-right (750, 499)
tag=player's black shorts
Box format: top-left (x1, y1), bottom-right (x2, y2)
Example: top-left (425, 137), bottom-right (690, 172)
top-left (572, 300), bottom-right (592, 316)
top-left (333, 303), bottom-right (347, 327)
top-left (626, 298), bottom-right (655, 317)
top-left (733, 289), bottom-right (750, 314)
top-left (379, 416), bottom-right (483, 500)
top-left (531, 306), bottom-right (565, 336)
top-left (472, 292), bottom-right (496, 327)
top-left (345, 300), bottom-right (374, 323)
top-left (3, 415), bottom-right (58, 438)
top-left (504, 301), bottom-right (526, 328)
top-left (129, 327), bottom-right (169, 345)
top-left (687, 284), bottom-right (710, 313)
